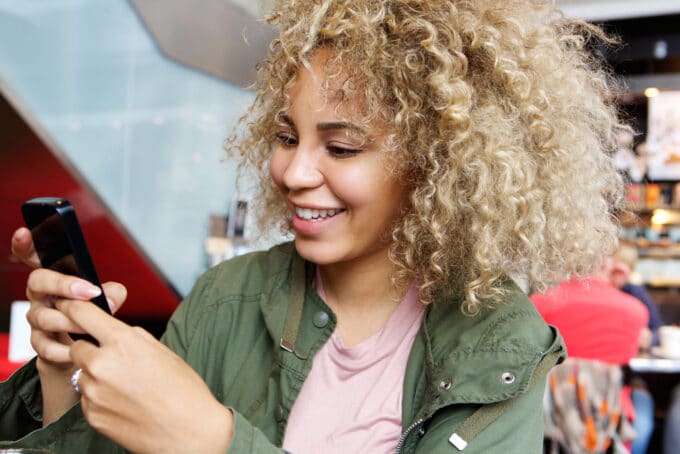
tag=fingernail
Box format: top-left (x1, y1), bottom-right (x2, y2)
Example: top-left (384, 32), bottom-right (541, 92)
top-left (107, 297), bottom-right (115, 312)
top-left (71, 282), bottom-right (102, 299)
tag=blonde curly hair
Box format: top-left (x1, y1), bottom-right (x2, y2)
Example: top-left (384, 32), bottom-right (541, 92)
top-left (226, 0), bottom-right (625, 313)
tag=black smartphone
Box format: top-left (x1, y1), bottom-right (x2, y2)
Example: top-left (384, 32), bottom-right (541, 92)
top-left (21, 197), bottom-right (111, 317)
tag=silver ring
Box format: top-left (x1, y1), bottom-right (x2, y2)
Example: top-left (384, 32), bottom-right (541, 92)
top-left (70, 368), bottom-right (83, 394)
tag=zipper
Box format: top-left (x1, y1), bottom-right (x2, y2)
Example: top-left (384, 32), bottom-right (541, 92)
top-left (396, 418), bottom-right (425, 454)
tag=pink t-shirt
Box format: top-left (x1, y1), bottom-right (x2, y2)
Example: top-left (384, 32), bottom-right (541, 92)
top-left (282, 272), bottom-right (425, 454)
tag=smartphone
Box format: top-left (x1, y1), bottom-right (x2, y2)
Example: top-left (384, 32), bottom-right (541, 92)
top-left (21, 197), bottom-right (111, 316)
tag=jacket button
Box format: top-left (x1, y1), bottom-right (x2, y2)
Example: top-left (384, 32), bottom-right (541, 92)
top-left (313, 311), bottom-right (330, 328)
top-left (275, 405), bottom-right (285, 422)
top-left (439, 378), bottom-right (453, 391)
top-left (501, 372), bottom-right (516, 384)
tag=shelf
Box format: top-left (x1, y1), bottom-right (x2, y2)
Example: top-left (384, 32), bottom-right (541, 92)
top-left (632, 240), bottom-right (678, 251)
top-left (638, 248), bottom-right (680, 259)
top-left (646, 278), bottom-right (680, 288)
top-left (623, 208), bottom-right (680, 227)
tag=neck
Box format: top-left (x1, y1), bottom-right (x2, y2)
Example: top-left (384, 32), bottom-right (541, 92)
top-left (318, 249), bottom-right (406, 346)
top-left (319, 252), bottom-right (400, 310)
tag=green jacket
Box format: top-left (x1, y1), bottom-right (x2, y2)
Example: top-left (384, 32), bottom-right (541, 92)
top-left (0, 242), bottom-right (564, 453)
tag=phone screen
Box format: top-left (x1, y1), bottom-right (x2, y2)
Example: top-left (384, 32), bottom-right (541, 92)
top-left (22, 197), bottom-right (111, 318)
top-left (31, 212), bottom-right (81, 276)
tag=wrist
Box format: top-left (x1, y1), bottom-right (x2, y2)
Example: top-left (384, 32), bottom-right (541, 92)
top-left (36, 358), bottom-right (80, 426)
top-left (204, 404), bottom-right (233, 453)
top-left (166, 399), bottom-right (233, 454)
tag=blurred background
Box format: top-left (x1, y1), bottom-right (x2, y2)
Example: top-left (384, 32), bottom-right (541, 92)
top-left (1, 0), bottom-right (680, 451)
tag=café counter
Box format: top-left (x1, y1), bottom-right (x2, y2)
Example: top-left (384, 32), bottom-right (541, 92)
top-left (630, 355), bottom-right (680, 374)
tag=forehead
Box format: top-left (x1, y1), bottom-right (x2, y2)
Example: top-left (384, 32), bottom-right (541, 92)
top-left (285, 51), bottom-right (392, 143)
top-left (291, 55), bottom-right (344, 104)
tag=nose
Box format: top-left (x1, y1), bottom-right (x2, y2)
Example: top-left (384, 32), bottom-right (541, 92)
top-left (281, 145), bottom-right (324, 191)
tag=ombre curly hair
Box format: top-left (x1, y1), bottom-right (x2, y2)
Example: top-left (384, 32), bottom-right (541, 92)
top-left (226, 0), bottom-right (625, 313)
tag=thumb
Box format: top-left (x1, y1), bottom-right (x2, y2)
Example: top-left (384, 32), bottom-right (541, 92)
top-left (11, 227), bottom-right (41, 269)
top-left (101, 281), bottom-right (128, 314)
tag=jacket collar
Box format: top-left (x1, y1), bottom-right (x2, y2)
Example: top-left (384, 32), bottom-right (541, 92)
top-left (416, 282), bottom-right (564, 417)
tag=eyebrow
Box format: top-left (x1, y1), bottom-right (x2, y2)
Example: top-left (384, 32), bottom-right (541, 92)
top-left (278, 114), bottom-right (366, 135)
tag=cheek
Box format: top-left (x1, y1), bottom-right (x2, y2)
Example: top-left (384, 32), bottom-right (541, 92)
top-left (334, 168), bottom-right (404, 213)
top-left (331, 168), bottom-right (379, 206)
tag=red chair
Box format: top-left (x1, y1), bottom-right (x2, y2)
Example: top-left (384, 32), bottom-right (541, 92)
top-left (0, 333), bottom-right (29, 382)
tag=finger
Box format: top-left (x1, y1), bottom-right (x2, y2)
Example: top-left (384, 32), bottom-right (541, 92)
top-left (26, 285), bottom-right (55, 309)
top-left (31, 330), bottom-right (72, 363)
top-left (26, 303), bottom-right (85, 334)
top-left (11, 227), bottom-right (41, 268)
top-left (79, 374), bottom-right (90, 402)
top-left (27, 268), bottom-right (102, 301)
top-left (56, 298), bottom-right (129, 345)
top-left (70, 339), bottom-right (101, 368)
top-left (132, 326), bottom-right (157, 343)
top-left (101, 282), bottom-right (128, 314)
top-left (70, 363), bottom-right (93, 400)
top-left (70, 340), bottom-right (107, 396)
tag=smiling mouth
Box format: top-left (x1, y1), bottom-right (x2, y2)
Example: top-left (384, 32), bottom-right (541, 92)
top-left (294, 207), bottom-right (345, 221)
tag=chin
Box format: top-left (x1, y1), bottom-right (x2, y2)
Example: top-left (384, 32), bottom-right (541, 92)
top-left (293, 238), bottom-right (343, 266)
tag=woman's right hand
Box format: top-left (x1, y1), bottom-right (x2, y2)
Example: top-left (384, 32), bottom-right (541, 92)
top-left (12, 227), bottom-right (128, 424)
top-left (12, 227), bottom-right (127, 365)
top-left (27, 269), bottom-right (127, 425)
top-left (25, 268), bottom-right (127, 367)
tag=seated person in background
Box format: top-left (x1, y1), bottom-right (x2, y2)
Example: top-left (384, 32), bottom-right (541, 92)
top-left (609, 242), bottom-right (664, 454)
top-left (530, 256), bottom-right (649, 452)
top-left (611, 242), bottom-right (665, 348)
top-left (530, 255), bottom-right (649, 365)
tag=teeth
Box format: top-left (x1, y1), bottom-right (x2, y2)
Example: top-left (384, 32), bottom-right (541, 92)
top-left (295, 207), bottom-right (341, 221)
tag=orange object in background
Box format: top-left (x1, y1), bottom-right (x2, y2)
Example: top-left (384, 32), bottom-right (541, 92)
top-left (646, 183), bottom-right (661, 209)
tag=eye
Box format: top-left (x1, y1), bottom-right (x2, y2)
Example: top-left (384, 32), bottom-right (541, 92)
top-left (328, 145), bottom-right (361, 158)
top-left (275, 133), bottom-right (297, 148)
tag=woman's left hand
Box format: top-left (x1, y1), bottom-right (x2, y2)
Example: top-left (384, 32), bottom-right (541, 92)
top-left (55, 298), bottom-right (233, 454)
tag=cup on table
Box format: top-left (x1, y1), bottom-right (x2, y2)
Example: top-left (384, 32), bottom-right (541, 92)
top-left (658, 325), bottom-right (680, 359)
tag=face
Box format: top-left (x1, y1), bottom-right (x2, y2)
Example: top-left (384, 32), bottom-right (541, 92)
top-left (269, 51), bottom-right (407, 268)
top-left (609, 259), bottom-right (631, 288)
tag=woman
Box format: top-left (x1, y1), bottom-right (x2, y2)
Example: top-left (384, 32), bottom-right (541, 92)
top-left (1, 0), bottom-right (625, 452)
